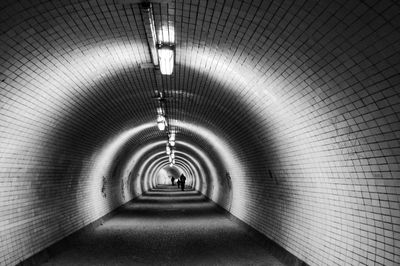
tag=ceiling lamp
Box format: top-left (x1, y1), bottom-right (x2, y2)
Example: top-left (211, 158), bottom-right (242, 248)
top-left (169, 132), bottom-right (175, 146)
top-left (157, 115), bottom-right (166, 131)
top-left (157, 106), bottom-right (164, 116)
top-left (158, 44), bottom-right (174, 75)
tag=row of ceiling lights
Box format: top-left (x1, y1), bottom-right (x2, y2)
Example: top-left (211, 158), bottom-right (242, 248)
top-left (142, 2), bottom-right (174, 75)
top-left (142, 2), bottom-right (176, 166)
top-left (156, 92), bottom-right (176, 167)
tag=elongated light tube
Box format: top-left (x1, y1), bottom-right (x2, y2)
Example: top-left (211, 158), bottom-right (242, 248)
top-left (157, 106), bottom-right (164, 115)
top-left (169, 132), bottom-right (175, 146)
top-left (166, 143), bottom-right (171, 154)
top-left (157, 115), bottom-right (166, 131)
top-left (158, 46), bottom-right (174, 75)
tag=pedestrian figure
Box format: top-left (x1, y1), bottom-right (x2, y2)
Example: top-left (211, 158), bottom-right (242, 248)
top-left (177, 179), bottom-right (181, 188)
top-left (171, 176), bottom-right (175, 186)
top-left (180, 173), bottom-right (186, 191)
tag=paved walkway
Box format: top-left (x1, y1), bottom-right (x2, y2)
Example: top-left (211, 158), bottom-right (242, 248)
top-left (43, 185), bottom-right (286, 265)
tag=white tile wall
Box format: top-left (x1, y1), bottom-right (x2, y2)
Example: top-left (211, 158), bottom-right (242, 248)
top-left (0, 0), bottom-right (399, 265)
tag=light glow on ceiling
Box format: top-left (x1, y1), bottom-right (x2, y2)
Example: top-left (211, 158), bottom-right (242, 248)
top-left (158, 25), bottom-right (175, 44)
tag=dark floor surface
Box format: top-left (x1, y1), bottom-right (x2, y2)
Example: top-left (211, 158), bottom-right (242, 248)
top-left (42, 185), bottom-right (286, 265)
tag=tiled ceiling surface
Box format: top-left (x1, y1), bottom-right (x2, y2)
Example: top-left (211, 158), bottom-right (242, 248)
top-left (1, 0), bottom-right (399, 265)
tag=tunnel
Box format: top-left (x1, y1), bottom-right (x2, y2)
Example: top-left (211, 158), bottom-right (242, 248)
top-left (0, 0), bottom-right (399, 265)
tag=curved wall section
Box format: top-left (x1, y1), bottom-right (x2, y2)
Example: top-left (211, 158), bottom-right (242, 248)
top-left (1, 1), bottom-right (399, 266)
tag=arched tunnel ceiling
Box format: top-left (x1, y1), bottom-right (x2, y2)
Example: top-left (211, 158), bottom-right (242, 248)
top-left (1, 1), bottom-right (399, 265)
top-left (2, 0), bottom-right (398, 160)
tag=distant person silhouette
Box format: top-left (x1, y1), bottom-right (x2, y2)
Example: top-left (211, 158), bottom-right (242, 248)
top-left (177, 179), bottom-right (181, 188)
top-left (180, 174), bottom-right (186, 191)
top-left (171, 176), bottom-right (175, 186)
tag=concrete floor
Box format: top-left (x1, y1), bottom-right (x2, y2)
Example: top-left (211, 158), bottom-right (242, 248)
top-left (43, 185), bottom-right (286, 265)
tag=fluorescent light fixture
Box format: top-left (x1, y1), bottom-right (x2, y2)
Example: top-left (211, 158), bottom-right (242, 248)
top-left (157, 107), bottom-right (164, 115)
top-left (140, 2), bottom-right (159, 66)
top-left (157, 115), bottom-right (166, 131)
top-left (158, 45), bottom-right (174, 75)
top-left (169, 132), bottom-right (176, 146)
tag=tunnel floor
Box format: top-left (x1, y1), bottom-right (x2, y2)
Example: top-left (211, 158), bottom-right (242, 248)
top-left (42, 185), bottom-right (285, 265)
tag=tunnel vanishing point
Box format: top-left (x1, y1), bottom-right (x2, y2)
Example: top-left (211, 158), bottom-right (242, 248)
top-left (0, 0), bottom-right (399, 265)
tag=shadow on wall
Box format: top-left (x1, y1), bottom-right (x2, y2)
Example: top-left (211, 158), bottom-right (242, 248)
top-left (210, 171), bottom-right (233, 211)
top-left (223, 171), bottom-right (233, 210)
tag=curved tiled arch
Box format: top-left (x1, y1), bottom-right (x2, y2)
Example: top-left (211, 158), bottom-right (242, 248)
top-left (0, 1), bottom-right (399, 265)
top-left (135, 145), bottom-right (215, 194)
top-left (148, 152), bottom-right (208, 190)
